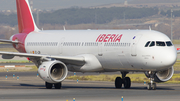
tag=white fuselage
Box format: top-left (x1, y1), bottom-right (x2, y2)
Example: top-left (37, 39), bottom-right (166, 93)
top-left (24, 30), bottom-right (177, 72)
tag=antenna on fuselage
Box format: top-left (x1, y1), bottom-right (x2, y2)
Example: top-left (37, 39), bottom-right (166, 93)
top-left (149, 26), bottom-right (151, 31)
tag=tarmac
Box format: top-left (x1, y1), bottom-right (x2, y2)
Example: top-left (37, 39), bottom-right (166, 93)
top-left (0, 72), bottom-right (180, 101)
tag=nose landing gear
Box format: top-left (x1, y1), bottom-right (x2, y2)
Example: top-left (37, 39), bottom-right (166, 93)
top-left (115, 71), bottom-right (157, 90)
top-left (115, 72), bottom-right (131, 89)
top-left (145, 71), bottom-right (156, 90)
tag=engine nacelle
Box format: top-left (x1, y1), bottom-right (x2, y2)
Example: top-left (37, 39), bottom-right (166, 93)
top-left (38, 60), bottom-right (68, 83)
top-left (144, 67), bottom-right (174, 82)
top-left (154, 67), bottom-right (174, 82)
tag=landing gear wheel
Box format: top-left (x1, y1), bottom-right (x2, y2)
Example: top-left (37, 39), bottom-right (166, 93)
top-left (147, 83), bottom-right (151, 90)
top-left (146, 71), bottom-right (157, 90)
top-left (124, 77), bottom-right (131, 89)
top-left (152, 83), bottom-right (156, 90)
top-left (54, 82), bottom-right (62, 89)
top-left (45, 82), bottom-right (53, 89)
top-left (115, 77), bottom-right (123, 88)
top-left (147, 83), bottom-right (156, 90)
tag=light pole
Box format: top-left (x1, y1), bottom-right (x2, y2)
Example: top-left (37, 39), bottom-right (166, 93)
top-left (171, 9), bottom-right (173, 41)
top-left (36, 10), bottom-right (39, 27)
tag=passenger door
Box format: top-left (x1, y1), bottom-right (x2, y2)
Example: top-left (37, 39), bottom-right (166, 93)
top-left (131, 35), bottom-right (142, 56)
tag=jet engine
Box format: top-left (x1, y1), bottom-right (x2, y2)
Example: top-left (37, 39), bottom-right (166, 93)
top-left (145, 67), bottom-right (174, 82)
top-left (38, 60), bottom-right (68, 83)
top-left (154, 67), bottom-right (174, 82)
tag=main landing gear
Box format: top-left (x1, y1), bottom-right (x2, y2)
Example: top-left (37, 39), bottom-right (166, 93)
top-left (146, 71), bottom-right (156, 90)
top-left (115, 72), bottom-right (131, 89)
top-left (45, 82), bottom-right (62, 89)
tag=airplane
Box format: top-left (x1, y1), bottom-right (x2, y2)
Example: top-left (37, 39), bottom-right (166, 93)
top-left (0, 0), bottom-right (178, 90)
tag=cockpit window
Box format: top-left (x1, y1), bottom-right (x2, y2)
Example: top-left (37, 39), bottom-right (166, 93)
top-left (145, 41), bottom-right (150, 47)
top-left (145, 41), bottom-right (173, 47)
top-left (156, 41), bottom-right (165, 46)
top-left (149, 41), bottom-right (155, 47)
top-left (166, 41), bottom-right (173, 46)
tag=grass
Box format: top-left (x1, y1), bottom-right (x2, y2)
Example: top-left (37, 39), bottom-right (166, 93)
top-left (66, 74), bottom-right (148, 83)
top-left (173, 40), bottom-right (180, 44)
top-left (25, 65), bottom-right (38, 71)
top-left (67, 73), bottom-right (180, 84)
top-left (0, 42), bottom-right (11, 44)
top-left (0, 48), bottom-right (17, 52)
top-left (0, 65), bottom-right (38, 72)
top-left (0, 60), bottom-right (31, 63)
top-left (174, 60), bottom-right (180, 71)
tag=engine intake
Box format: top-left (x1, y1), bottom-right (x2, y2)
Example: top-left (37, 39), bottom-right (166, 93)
top-left (38, 60), bottom-right (68, 83)
top-left (154, 66), bottom-right (174, 82)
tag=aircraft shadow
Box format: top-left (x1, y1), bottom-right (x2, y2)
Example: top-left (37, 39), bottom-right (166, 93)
top-left (129, 87), bottom-right (174, 90)
top-left (20, 84), bottom-right (44, 87)
top-left (62, 86), bottom-right (174, 91)
top-left (5, 83), bottom-right (174, 90)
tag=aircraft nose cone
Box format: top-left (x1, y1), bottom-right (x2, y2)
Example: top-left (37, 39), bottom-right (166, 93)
top-left (163, 48), bottom-right (177, 67)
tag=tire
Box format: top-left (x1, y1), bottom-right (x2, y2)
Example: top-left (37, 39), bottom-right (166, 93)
top-left (152, 83), bottom-right (156, 90)
top-left (124, 77), bottom-right (131, 89)
top-left (147, 83), bottom-right (151, 90)
top-left (115, 77), bottom-right (123, 89)
top-left (54, 82), bottom-right (62, 89)
top-left (45, 82), bottom-right (53, 89)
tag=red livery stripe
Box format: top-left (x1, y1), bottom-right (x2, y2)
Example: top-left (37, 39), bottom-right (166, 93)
top-left (12, 0), bottom-right (39, 53)
top-left (16, 0), bottom-right (35, 33)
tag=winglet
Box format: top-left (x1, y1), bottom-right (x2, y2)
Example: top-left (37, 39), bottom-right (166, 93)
top-left (16, 0), bottom-right (39, 33)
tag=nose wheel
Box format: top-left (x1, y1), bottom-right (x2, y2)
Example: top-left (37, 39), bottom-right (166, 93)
top-left (146, 71), bottom-right (157, 90)
top-left (147, 83), bottom-right (156, 90)
top-left (115, 72), bottom-right (131, 89)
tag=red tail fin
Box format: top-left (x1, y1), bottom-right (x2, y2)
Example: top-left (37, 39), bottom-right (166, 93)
top-left (16, 0), bottom-right (39, 33)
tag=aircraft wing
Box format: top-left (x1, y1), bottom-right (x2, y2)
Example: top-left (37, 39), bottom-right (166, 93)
top-left (0, 39), bottom-right (19, 44)
top-left (0, 51), bottom-right (85, 65)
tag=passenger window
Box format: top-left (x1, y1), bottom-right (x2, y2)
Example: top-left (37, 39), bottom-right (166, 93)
top-left (156, 41), bottom-right (165, 46)
top-left (166, 41), bottom-right (173, 46)
top-left (145, 41), bottom-right (150, 47)
top-left (149, 41), bottom-right (155, 47)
